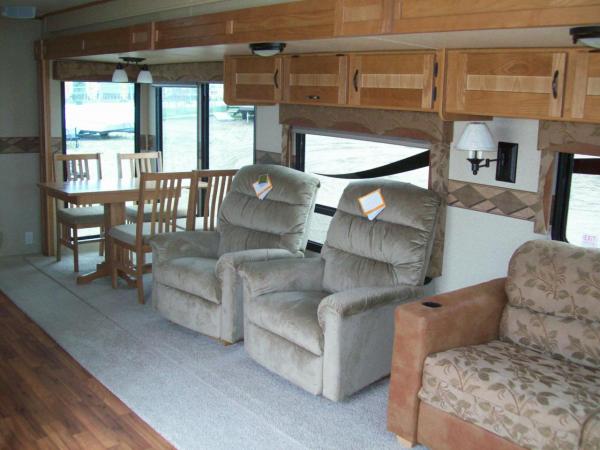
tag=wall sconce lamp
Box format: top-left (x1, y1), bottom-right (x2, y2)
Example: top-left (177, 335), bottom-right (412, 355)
top-left (455, 122), bottom-right (518, 183)
top-left (112, 57), bottom-right (153, 84)
top-left (249, 42), bottom-right (286, 57)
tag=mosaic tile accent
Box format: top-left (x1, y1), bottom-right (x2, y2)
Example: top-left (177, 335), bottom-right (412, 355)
top-left (448, 179), bottom-right (540, 222)
top-left (255, 149), bottom-right (281, 165)
top-left (0, 137), bottom-right (39, 154)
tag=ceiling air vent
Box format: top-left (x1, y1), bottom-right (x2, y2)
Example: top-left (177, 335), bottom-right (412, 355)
top-left (1, 6), bottom-right (37, 19)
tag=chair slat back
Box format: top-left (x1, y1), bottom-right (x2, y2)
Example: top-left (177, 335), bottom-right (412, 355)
top-left (136, 171), bottom-right (198, 247)
top-left (53, 152), bottom-right (102, 208)
top-left (117, 151), bottom-right (162, 179)
top-left (195, 169), bottom-right (237, 231)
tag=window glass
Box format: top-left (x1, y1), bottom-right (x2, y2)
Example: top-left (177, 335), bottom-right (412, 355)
top-left (208, 84), bottom-right (254, 169)
top-left (300, 132), bottom-right (429, 244)
top-left (161, 86), bottom-right (198, 172)
top-left (64, 81), bottom-right (135, 180)
top-left (566, 155), bottom-right (600, 248)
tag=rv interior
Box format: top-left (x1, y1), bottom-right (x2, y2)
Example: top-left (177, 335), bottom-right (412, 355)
top-left (1, 0), bottom-right (600, 449)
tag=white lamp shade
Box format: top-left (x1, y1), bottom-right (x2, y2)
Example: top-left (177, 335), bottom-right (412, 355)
top-left (136, 67), bottom-right (153, 84)
top-left (112, 66), bottom-right (128, 83)
top-left (580, 37), bottom-right (600, 49)
top-left (456, 122), bottom-right (496, 153)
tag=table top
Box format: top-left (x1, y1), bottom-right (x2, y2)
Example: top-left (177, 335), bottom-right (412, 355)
top-left (38, 179), bottom-right (207, 205)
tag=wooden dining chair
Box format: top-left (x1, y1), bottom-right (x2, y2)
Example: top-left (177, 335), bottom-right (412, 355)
top-left (117, 151), bottom-right (164, 222)
top-left (53, 152), bottom-right (105, 272)
top-left (108, 171), bottom-right (198, 304)
top-left (175, 169), bottom-right (238, 231)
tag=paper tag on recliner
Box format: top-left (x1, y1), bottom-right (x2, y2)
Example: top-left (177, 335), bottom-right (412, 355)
top-left (253, 174), bottom-right (272, 200)
top-left (358, 188), bottom-right (385, 220)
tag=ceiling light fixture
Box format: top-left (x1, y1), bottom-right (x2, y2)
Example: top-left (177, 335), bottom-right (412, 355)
top-left (249, 42), bottom-right (286, 57)
top-left (570, 26), bottom-right (600, 49)
top-left (112, 57), bottom-right (153, 83)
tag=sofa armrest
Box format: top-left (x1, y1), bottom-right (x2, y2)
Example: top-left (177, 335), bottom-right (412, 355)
top-left (317, 285), bottom-right (422, 328)
top-left (149, 231), bottom-right (220, 265)
top-left (386, 277), bottom-right (508, 445)
top-left (238, 257), bottom-right (325, 297)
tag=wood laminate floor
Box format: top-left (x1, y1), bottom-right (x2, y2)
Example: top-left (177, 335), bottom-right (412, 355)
top-left (0, 291), bottom-right (175, 450)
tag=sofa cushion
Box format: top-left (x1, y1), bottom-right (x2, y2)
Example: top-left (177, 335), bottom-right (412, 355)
top-left (321, 180), bottom-right (440, 292)
top-left (418, 340), bottom-right (600, 450)
top-left (502, 240), bottom-right (600, 365)
top-left (154, 257), bottom-right (220, 304)
top-left (246, 290), bottom-right (327, 356)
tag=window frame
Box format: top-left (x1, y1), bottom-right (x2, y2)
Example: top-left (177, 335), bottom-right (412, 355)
top-left (294, 128), bottom-right (431, 252)
top-left (551, 152), bottom-right (600, 243)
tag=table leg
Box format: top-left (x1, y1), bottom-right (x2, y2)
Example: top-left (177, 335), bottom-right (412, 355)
top-left (76, 202), bottom-right (125, 284)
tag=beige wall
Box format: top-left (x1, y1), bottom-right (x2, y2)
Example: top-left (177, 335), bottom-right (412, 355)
top-left (0, 18), bottom-right (42, 256)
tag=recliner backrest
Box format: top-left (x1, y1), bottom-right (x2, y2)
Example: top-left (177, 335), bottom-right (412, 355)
top-left (321, 180), bottom-right (441, 292)
top-left (217, 164), bottom-right (320, 256)
top-left (501, 240), bottom-right (600, 369)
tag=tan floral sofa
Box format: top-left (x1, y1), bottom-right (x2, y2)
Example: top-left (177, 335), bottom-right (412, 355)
top-left (387, 240), bottom-right (600, 450)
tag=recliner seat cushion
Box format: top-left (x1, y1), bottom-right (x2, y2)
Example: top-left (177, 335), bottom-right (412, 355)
top-left (154, 257), bottom-right (220, 304)
top-left (246, 290), bottom-right (327, 356)
top-left (418, 340), bottom-right (600, 450)
top-left (502, 240), bottom-right (600, 368)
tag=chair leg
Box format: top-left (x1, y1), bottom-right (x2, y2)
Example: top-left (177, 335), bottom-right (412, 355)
top-left (99, 226), bottom-right (105, 257)
top-left (56, 223), bottom-right (62, 262)
top-left (72, 227), bottom-right (79, 273)
top-left (136, 250), bottom-right (145, 305)
top-left (111, 243), bottom-right (119, 289)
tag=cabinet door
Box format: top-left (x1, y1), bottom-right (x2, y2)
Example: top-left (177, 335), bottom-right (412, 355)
top-left (224, 57), bottom-right (282, 105)
top-left (334, 0), bottom-right (395, 36)
top-left (82, 24), bottom-right (153, 55)
top-left (445, 50), bottom-right (567, 119)
top-left (348, 52), bottom-right (437, 111)
top-left (155, 16), bottom-right (228, 49)
top-left (565, 52), bottom-right (600, 123)
top-left (282, 55), bottom-right (348, 106)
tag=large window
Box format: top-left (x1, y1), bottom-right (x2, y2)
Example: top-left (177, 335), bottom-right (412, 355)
top-left (62, 81), bottom-right (139, 180)
top-left (295, 130), bottom-right (430, 246)
top-left (157, 83), bottom-right (254, 171)
top-left (552, 153), bottom-right (600, 248)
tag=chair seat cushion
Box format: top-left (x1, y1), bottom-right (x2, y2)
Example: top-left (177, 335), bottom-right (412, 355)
top-left (108, 223), bottom-right (156, 246)
top-left (57, 206), bottom-right (104, 225)
top-left (175, 217), bottom-right (206, 231)
top-left (126, 204), bottom-right (189, 221)
top-left (246, 290), bottom-right (328, 356)
top-left (154, 257), bottom-right (219, 304)
top-left (418, 340), bottom-right (600, 450)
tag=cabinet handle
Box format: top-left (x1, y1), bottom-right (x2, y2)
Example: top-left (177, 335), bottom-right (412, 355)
top-left (307, 95), bottom-right (320, 100)
top-left (273, 69), bottom-right (279, 89)
top-left (552, 70), bottom-right (559, 99)
top-left (353, 69), bottom-right (359, 92)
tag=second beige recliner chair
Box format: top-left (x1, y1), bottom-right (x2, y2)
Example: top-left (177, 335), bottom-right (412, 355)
top-left (240, 180), bottom-right (441, 401)
top-left (150, 164), bottom-right (320, 344)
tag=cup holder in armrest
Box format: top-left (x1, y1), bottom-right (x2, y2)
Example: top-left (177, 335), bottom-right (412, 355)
top-left (422, 301), bottom-right (442, 308)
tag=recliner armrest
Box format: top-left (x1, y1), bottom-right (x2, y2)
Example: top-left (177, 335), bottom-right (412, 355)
top-left (216, 248), bottom-right (301, 280)
top-left (317, 285), bottom-right (422, 327)
top-left (149, 231), bottom-right (220, 265)
top-left (239, 257), bottom-right (325, 297)
top-left (387, 277), bottom-right (508, 446)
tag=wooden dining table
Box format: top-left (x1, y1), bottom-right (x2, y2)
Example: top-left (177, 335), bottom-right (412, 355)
top-left (38, 178), bottom-right (206, 285)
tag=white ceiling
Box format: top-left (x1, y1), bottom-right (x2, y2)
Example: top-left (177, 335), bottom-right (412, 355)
top-left (1, 0), bottom-right (102, 16)
top-left (75, 26), bottom-right (582, 65)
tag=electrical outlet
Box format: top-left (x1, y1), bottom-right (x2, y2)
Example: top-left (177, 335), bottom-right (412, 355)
top-left (25, 231), bottom-right (34, 245)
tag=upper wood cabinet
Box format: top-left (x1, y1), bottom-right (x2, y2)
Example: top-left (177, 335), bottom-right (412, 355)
top-left (43, 24), bottom-right (153, 60)
top-left (334, 0), bottom-right (396, 36)
top-left (444, 49), bottom-right (568, 120)
top-left (282, 55), bottom-right (348, 106)
top-left (155, 16), bottom-right (228, 49)
top-left (564, 51), bottom-right (600, 123)
top-left (224, 56), bottom-right (282, 105)
top-left (348, 52), bottom-right (438, 111)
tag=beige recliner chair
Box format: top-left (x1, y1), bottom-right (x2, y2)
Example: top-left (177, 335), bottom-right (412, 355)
top-left (150, 164), bottom-right (320, 344)
top-left (240, 180), bottom-right (441, 401)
